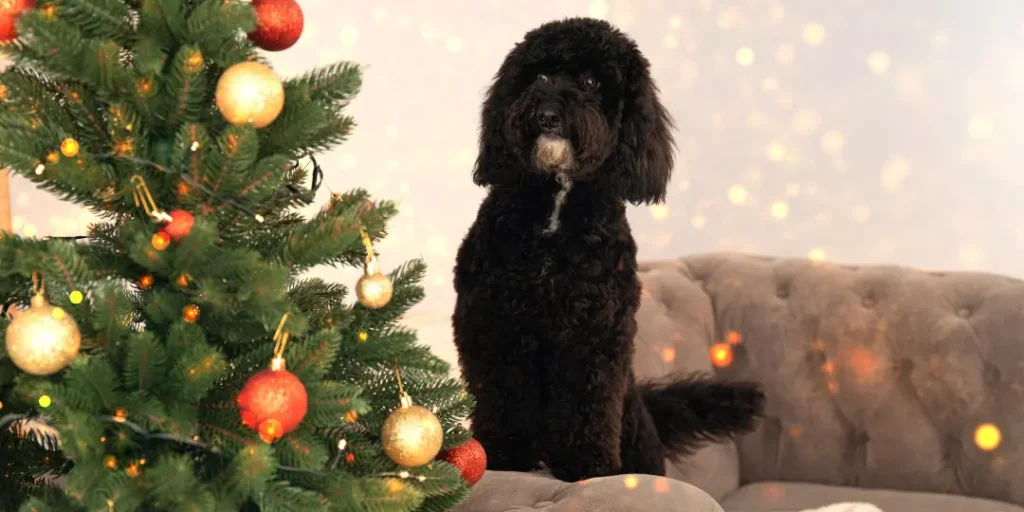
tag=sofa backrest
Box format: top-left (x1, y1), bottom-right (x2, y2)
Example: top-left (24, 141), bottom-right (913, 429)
top-left (634, 253), bottom-right (1024, 506)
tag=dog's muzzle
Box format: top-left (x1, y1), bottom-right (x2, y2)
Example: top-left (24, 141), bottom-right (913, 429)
top-left (534, 134), bottom-right (575, 170)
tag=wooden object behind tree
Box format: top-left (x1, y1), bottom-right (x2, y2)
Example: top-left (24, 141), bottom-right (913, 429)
top-left (0, 168), bottom-right (11, 233)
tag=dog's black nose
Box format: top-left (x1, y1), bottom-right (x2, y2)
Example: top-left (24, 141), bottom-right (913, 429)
top-left (537, 106), bottom-right (562, 130)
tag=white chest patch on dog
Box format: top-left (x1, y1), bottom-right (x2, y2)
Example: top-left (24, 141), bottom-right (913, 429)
top-left (542, 173), bottom-right (573, 235)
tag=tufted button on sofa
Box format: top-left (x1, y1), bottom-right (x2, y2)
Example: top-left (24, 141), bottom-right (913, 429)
top-left (455, 253), bottom-right (1024, 511)
top-left (636, 253), bottom-right (1024, 511)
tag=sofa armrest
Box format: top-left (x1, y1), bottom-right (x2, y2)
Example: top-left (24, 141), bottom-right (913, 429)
top-left (634, 264), bottom-right (742, 500)
top-left (454, 471), bottom-right (724, 512)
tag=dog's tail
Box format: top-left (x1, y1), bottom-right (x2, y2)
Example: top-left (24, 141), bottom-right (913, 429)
top-left (637, 373), bottom-right (765, 456)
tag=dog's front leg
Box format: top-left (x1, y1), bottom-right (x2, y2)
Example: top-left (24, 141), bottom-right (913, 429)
top-left (544, 354), bottom-right (627, 481)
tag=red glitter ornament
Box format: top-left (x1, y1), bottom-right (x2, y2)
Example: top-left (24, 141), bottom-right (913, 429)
top-left (438, 438), bottom-right (487, 487)
top-left (247, 0), bottom-right (304, 51)
top-left (0, 0), bottom-right (35, 43)
top-left (162, 209), bottom-right (195, 242)
top-left (237, 358), bottom-right (308, 443)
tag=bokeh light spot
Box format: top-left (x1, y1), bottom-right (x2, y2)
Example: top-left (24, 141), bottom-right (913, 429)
top-left (802, 23), bottom-right (826, 46)
top-left (852, 205), bottom-right (872, 223)
top-left (820, 131), bottom-right (846, 154)
top-left (765, 141), bottom-right (787, 161)
top-left (975, 423), bottom-right (1002, 451)
top-left (338, 25), bottom-right (360, 46)
top-left (38, 395), bottom-right (52, 408)
top-left (691, 214), bottom-right (707, 229)
top-left (649, 204), bottom-right (669, 220)
top-left (653, 477), bottom-right (671, 493)
top-left (770, 201), bottom-right (789, 219)
top-left (880, 156), bottom-right (912, 192)
top-left (735, 47), bottom-right (755, 66)
top-left (727, 185), bottom-right (748, 204)
top-left (808, 248), bottom-right (826, 261)
top-left (445, 35), bottom-right (464, 53)
top-left (968, 115), bottom-right (994, 140)
top-left (623, 476), bottom-right (639, 489)
top-left (867, 51), bottom-right (892, 74)
top-left (661, 347), bottom-right (676, 363)
top-left (588, 1), bottom-right (609, 19)
top-left (709, 343), bottom-right (734, 368)
top-left (69, 290), bottom-right (84, 304)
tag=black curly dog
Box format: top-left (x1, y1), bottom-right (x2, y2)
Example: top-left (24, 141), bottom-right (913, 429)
top-left (453, 18), bottom-right (765, 482)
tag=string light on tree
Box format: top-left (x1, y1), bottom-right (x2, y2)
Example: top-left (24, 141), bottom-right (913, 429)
top-left (151, 232), bottom-right (171, 251)
top-left (60, 137), bottom-right (79, 157)
top-left (356, 228), bottom-right (393, 309)
top-left (139, 274), bottom-right (154, 289)
top-left (381, 366), bottom-right (444, 467)
top-left (182, 304), bottom-right (200, 324)
top-left (248, 0), bottom-right (305, 51)
top-left (216, 61), bottom-right (285, 129)
top-left (237, 314), bottom-right (308, 443)
top-left (5, 272), bottom-right (81, 376)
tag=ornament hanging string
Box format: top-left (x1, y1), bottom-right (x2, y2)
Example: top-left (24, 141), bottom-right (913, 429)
top-left (360, 227), bottom-right (379, 274)
top-left (393, 362), bottom-right (414, 407)
top-left (31, 271), bottom-right (43, 296)
top-left (271, 312), bottom-right (291, 370)
top-left (2, 272), bottom-right (43, 319)
top-left (130, 174), bottom-right (172, 223)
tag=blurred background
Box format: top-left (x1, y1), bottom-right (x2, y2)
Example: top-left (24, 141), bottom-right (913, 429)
top-left (6, 0), bottom-right (1024, 368)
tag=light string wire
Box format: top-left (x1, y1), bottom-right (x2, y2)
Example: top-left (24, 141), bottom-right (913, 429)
top-left (0, 412), bottom-right (446, 481)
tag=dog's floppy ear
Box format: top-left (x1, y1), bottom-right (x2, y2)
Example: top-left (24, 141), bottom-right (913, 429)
top-left (610, 63), bottom-right (675, 204)
top-left (472, 44), bottom-right (528, 187)
top-left (472, 81), bottom-right (508, 186)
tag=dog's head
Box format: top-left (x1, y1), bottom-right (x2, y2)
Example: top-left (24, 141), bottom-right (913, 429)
top-left (474, 18), bottom-right (674, 204)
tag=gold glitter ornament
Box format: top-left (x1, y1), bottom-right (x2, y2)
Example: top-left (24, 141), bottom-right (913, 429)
top-left (215, 62), bottom-right (285, 128)
top-left (380, 367), bottom-right (443, 467)
top-left (355, 228), bottom-right (393, 309)
top-left (5, 273), bottom-right (81, 376)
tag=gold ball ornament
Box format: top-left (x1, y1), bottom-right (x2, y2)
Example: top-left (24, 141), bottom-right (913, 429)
top-left (215, 62), bottom-right (285, 129)
top-left (356, 270), bottom-right (393, 309)
top-left (5, 294), bottom-right (81, 376)
top-left (380, 393), bottom-right (443, 467)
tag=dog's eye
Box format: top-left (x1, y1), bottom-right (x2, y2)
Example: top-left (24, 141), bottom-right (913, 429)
top-left (582, 76), bottom-right (599, 91)
top-left (536, 74), bottom-right (550, 84)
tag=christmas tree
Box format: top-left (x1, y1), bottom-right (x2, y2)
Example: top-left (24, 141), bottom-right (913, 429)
top-left (0, 1), bottom-right (476, 510)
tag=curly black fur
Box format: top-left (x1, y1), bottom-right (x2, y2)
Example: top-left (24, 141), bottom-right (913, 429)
top-left (453, 18), bottom-right (765, 482)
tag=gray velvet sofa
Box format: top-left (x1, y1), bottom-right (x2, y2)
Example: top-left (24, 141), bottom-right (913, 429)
top-left (455, 253), bottom-right (1024, 511)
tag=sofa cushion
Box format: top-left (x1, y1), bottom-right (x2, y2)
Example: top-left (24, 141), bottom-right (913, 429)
top-left (634, 254), bottom-right (1024, 506)
top-left (453, 470), bottom-right (724, 512)
top-left (720, 482), bottom-right (1024, 512)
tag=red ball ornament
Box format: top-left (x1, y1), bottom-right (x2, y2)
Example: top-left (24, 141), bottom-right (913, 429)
top-left (247, 0), bottom-right (304, 51)
top-left (0, 0), bottom-right (35, 43)
top-left (237, 360), bottom-right (308, 443)
top-left (162, 209), bottom-right (195, 242)
top-left (438, 438), bottom-right (487, 487)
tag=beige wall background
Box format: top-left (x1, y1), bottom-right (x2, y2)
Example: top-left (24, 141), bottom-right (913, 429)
top-left (5, 0), bottom-right (1024, 368)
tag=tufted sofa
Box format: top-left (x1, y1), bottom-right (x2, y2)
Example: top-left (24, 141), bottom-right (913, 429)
top-left (454, 253), bottom-right (1024, 511)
